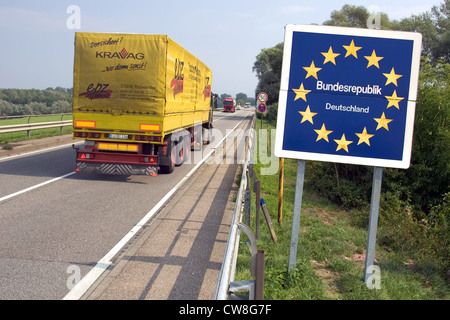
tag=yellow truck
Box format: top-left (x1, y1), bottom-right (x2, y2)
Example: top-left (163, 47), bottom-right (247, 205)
top-left (72, 32), bottom-right (214, 175)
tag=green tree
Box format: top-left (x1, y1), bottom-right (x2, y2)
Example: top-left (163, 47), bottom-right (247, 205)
top-left (323, 4), bottom-right (370, 28)
top-left (393, 0), bottom-right (450, 63)
top-left (252, 42), bottom-right (283, 105)
top-left (236, 92), bottom-right (247, 101)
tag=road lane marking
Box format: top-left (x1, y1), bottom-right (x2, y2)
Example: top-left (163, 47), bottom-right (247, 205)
top-left (0, 172), bottom-right (76, 203)
top-left (63, 115), bottom-right (251, 300)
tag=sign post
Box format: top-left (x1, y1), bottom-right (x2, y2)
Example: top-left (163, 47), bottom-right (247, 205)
top-left (274, 25), bottom-right (422, 280)
top-left (364, 166), bottom-right (383, 282)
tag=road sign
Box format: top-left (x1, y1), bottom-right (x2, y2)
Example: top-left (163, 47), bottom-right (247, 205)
top-left (274, 24), bottom-right (422, 169)
top-left (257, 103), bottom-right (267, 114)
top-left (257, 92), bottom-right (268, 103)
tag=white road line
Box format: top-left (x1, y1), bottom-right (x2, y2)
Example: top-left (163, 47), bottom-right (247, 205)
top-left (0, 172), bottom-right (76, 203)
top-left (63, 116), bottom-right (249, 300)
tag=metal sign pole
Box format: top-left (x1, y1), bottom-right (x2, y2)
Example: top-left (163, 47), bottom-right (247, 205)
top-left (364, 166), bottom-right (383, 282)
top-left (288, 159), bottom-right (306, 272)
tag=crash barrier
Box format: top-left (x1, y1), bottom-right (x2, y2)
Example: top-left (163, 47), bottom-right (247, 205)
top-left (0, 114), bottom-right (72, 137)
top-left (215, 114), bottom-right (266, 300)
top-left (227, 223), bottom-right (265, 300)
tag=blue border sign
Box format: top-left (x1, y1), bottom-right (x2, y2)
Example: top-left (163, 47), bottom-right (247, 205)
top-left (274, 25), bottom-right (422, 169)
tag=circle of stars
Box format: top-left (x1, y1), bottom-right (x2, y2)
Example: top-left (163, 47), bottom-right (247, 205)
top-left (291, 38), bottom-right (404, 153)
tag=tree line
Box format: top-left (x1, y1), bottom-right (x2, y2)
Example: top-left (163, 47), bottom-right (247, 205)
top-left (254, 2), bottom-right (449, 275)
top-left (0, 87), bottom-right (72, 116)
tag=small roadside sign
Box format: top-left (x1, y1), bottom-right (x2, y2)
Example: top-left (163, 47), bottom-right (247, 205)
top-left (257, 92), bottom-right (268, 103)
top-left (257, 103), bottom-right (267, 114)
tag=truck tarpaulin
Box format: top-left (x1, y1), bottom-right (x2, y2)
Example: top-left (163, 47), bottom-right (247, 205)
top-left (73, 33), bottom-right (212, 135)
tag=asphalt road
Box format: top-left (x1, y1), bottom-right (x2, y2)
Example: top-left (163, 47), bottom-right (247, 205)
top-left (0, 109), bottom-right (253, 300)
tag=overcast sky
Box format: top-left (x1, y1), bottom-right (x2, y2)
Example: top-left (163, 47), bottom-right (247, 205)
top-left (0, 0), bottom-right (443, 98)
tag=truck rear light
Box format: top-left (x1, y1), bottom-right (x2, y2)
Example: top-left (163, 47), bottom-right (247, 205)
top-left (141, 156), bottom-right (156, 163)
top-left (135, 135), bottom-right (149, 141)
top-left (90, 132), bottom-right (101, 138)
top-left (75, 132), bottom-right (88, 138)
top-left (80, 153), bottom-right (94, 159)
top-left (135, 135), bottom-right (161, 142)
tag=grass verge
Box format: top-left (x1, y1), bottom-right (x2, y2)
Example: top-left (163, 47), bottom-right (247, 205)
top-left (0, 114), bottom-right (73, 145)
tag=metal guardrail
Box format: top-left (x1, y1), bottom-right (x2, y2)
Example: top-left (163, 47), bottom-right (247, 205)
top-left (0, 120), bottom-right (73, 134)
top-left (214, 114), bottom-right (257, 300)
top-left (0, 114), bottom-right (73, 136)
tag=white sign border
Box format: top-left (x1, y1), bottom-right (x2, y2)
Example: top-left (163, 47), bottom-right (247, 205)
top-left (274, 24), bottom-right (422, 169)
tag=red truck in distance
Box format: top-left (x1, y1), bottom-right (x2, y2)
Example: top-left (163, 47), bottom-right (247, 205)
top-left (223, 97), bottom-right (236, 112)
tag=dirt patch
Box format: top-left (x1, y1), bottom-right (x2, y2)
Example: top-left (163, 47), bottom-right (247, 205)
top-left (311, 259), bottom-right (341, 299)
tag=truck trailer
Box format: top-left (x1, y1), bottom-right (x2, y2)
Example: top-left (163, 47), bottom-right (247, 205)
top-left (72, 32), bottom-right (213, 176)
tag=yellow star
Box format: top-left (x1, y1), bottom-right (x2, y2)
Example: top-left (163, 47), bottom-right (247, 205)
top-left (374, 112), bottom-right (393, 131)
top-left (364, 50), bottom-right (383, 68)
top-left (314, 123), bottom-right (333, 142)
top-left (292, 83), bottom-right (311, 102)
top-left (355, 127), bottom-right (375, 146)
top-left (383, 67), bottom-right (402, 86)
top-left (299, 105), bottom-right (317, 124)
top-left (334, 134), bottom-right (353, 152)
top-left (321, 46), bottom-right (340, 65)
top-left (303, 61), bottom-right (322, 80)
top-left (385, 90), bottom-right (404, 109)
top-left (343, 40), bottom-right (362, 58)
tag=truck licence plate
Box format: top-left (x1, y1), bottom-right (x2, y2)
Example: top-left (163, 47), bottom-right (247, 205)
top-left (109, 134), bottom-right (129, 140)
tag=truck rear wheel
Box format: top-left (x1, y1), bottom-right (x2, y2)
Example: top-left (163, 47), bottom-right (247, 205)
top-left (160, 139), bottom-right (175, 174)
top-left (192, 125), bottom-right (203, 151)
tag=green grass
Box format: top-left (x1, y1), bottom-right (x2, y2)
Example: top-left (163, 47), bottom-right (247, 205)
top-left (234, 119), bottom-right (449, 300)
top-left (0, 114), bottom-right (73, 145)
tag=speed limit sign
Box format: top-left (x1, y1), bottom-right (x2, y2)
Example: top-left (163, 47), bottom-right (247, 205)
top-left (258, 92), bottom-right (268, 103)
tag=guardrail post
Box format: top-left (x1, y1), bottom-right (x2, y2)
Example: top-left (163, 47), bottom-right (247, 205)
top-left (228, 223), bottom-right (264, 300)
top-left (60, 113), bottom-right (64, 133)
top-left (244, 189), bottom-right (251, 226)
top-left (255, 180), bottom-right (260, 240)
top-left (27, 115), bottom-right (31, 138)
top-left (254, 249), bottom-right (265, 300)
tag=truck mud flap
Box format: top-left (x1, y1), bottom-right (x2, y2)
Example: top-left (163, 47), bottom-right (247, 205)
top-left (76, 162), bottom-right (158, 176)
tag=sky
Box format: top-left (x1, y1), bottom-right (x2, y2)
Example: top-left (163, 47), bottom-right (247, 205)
top-left (0, 0), bottom-right (443, 98)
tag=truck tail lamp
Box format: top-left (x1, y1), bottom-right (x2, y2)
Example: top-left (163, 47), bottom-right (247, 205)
top-left (79, 153), bottom-right (94, 159)
top-left (135, 135), bottom-right (161, 142)
top-left (74, 132), bottom-right (88, 138)
top-left (142, 156), bottom-right (157, 164)
top-left (74, 132), bottom-right (101, 138)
